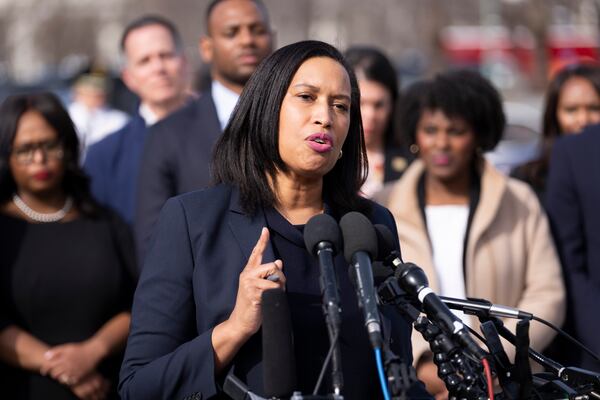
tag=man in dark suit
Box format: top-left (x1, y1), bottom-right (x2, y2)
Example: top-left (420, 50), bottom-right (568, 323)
top-left (135, 0), bottom-right (274, 259)
top-left (546, 125), bottom-right (600, 371)
top-left (84, 15), bottom-right (190, 224)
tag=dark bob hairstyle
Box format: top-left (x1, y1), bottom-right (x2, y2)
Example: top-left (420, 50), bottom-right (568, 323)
top-left (400, 69), bottom-right (505, 152)
top-left (345, 46), bottom-right (401, 147)
top-left (0, 92), bottom-right (100, 216)
top-left (212, 40), bottom-right (369, 216)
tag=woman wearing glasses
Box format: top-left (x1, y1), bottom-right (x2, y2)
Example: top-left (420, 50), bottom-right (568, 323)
top-left (0, 93), bottom-right (137, 400)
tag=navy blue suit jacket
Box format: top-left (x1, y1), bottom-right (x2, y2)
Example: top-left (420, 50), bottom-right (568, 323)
top-left (119, 185), bottom-right (427, 399)
top-left (84, 115), bottom-right (147, 225)
top-left (546, 127), bottom-right (600, 370)
top-left (135, 92), bottom-right (222, 261)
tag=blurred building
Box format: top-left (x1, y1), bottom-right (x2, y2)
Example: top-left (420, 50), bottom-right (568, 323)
top-left (0, 0), bottom-right (599, 98)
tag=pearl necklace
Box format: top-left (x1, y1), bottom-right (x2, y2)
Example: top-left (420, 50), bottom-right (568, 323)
top-left (12, 194), bottom-right (73, 223)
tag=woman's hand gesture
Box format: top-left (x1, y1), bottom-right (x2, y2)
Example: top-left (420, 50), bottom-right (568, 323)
top-left (229, 227), bottom-right (286, 338)
top-left (211, 227), bottom-right (286, 373)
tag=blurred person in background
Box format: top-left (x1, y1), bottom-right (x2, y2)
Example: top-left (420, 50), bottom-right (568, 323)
top-left (546, 126), bottom-right (600, 372)
top-left (68, 72), bottom-right (129, 161)
top-left (375, 71), bottom-right (565, 399)
top-left (345, 46), bottom-right (413, 198)
top-left (0, 92), bottom-right (137, 400)
top-left (484, 101), bottom-right (541, 176)
top-left (136, 0), bottom-right (274, 260)
top-left (512, 63), bottom-right (600, 198)
top-left (84, 15), bottom-right (191, 226)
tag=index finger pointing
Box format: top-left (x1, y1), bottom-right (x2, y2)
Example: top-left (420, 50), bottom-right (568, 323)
top-left (246, 227), bottom-right (269, 268)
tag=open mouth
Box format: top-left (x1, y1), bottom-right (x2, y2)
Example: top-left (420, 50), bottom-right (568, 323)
top-left (306, 133), bottom-right (334, 153)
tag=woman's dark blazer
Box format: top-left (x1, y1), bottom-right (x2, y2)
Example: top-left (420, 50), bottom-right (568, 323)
top-left (118, 184), bottom-right (417, 399)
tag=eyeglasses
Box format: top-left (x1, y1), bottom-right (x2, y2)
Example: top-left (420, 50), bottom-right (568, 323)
top-left (10, 140), bottom-right (64, 164)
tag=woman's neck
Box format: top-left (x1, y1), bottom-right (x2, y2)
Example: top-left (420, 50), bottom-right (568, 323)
top-left (424, 171), bottom-right (471, 206)
top-left (365, 136), bottom-right (384, 155)
top-left (273, 174), bottom-right (324, 225)
top-left (15, 189), bottom-right (68, 213)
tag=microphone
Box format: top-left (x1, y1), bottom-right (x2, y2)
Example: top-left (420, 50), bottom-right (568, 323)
top-left (374, 223), bottom-right (402, 265)
top-left (303, 213), bottom-right (343, 331)
top-left (373, 224), bottom-right (488, 360)
top-left (303, 213), bottom-right (344, 394)
top-left (439, 296), bottom-right (533, 320)
top-left (339, 212), bottom-right (382, 349)
top-left (261, 289), bottom-right (297, 398)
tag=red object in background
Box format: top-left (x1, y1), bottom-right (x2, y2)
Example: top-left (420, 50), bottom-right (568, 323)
top-left (547, 25), bottom-right (600, 78)
top-left (440, 24), bottom-right (600, 78)
top-left (439, 25), bottom-right (535, 75)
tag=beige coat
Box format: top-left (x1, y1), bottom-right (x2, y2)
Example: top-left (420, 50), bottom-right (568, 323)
top-left (379, 159), bottom-right (565, 364)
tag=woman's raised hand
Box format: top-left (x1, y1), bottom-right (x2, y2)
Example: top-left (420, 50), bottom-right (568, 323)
top-left (211, 227), bottom-right (286, 373)
top-left (229, 227), bottom-right (286, 338)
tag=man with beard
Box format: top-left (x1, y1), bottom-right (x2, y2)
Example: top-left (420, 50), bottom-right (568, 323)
top-left (135, 0), bottom-right (274, 260)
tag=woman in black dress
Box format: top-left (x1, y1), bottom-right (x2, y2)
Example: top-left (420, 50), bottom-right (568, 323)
top-left (0, 93), bottom-right (137, 400)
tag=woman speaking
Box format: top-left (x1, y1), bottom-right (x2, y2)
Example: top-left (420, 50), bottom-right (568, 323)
top-left (119, 40), bottom-right (427, 399)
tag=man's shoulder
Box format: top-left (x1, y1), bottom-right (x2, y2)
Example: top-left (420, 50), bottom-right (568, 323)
top-left (88, 119), bottom-right (142, 156)
top-left (151, 93), bottom-right (216, 135)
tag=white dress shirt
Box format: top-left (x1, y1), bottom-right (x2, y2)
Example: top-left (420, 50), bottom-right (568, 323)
top-left (211, 80), bottom-right (240, 130)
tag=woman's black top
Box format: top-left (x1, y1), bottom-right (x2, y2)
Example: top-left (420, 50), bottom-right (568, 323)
top-left (0, 212), bottom-right (137, 400)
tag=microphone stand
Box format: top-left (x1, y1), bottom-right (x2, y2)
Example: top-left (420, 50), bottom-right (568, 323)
top-left (316, 243), bottom-right (344, 396)
top-left (377, 276), bottom-right (488, 399)
top-left (480, 316), bottom-right (600, 399)
top-left (224, 373), bottom-right (344, 400)
top-left (413, 316), bottom-right (488, 400)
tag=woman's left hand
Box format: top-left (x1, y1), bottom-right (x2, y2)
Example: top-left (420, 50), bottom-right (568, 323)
top-left (40, 340), bottom-right (104, 385)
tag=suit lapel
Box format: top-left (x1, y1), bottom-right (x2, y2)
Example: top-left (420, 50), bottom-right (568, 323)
top-left (198, 90), bottom-right (223, 143)
top-left (227, 187), bottom-right (276, 264)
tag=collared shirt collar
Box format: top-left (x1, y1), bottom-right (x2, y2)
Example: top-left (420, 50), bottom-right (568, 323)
top-left (211, 80), bottom-right (240, 130)
top-left (138, 103), bottom-right (159, 127)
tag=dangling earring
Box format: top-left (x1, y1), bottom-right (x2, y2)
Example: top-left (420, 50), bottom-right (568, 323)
top-left (409, 144), bottom-right (420, 154)
top-left (338, 150), bottom-right (343, 159)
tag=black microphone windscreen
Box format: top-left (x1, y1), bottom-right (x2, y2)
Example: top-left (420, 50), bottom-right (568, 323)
top-left (372, 261), bottom-right (394, 285)
top-left (303, 213), bottom-right (342, 255)
top-left (339, 212), bottom-right (378, 263)
top-left (261, 289), bottom-right (297, 398)
top-left (373, 224), bottom-right (397, 261)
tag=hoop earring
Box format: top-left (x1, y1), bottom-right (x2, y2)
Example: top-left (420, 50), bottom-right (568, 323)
top-left (338, 150), bottom-right (343, 159)
top-left (409, 144), bottom-right (420, 154)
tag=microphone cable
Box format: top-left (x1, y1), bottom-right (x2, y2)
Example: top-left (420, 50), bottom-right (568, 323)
top-left (311, 330), bottom-right (395, 400)
top-left (531, 315), bottom-right (600, 364)
top-left (312, 329), bottom-right (340, 396)
top-left (481, 358), bottom-right (495, 400)
top-left (374, 347), bottom-right (391, 400)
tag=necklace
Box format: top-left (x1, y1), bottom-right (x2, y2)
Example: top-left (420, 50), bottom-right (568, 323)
top-left (12, 194), bottom-right (73, 223)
